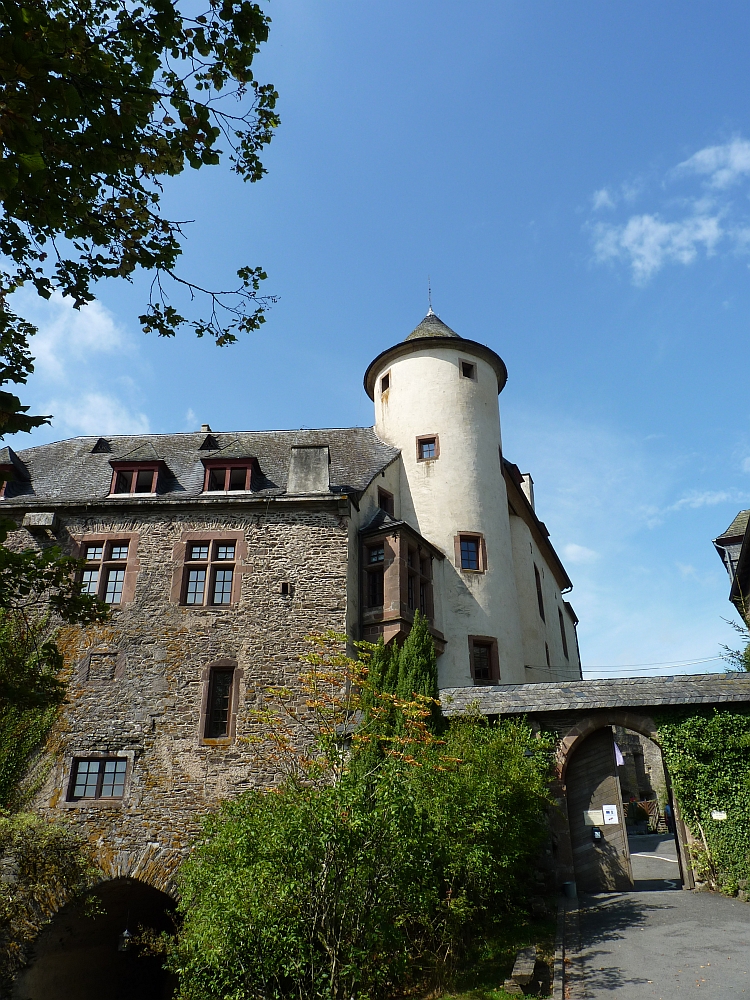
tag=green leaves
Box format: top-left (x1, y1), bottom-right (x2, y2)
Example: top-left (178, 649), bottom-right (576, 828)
top-left (658, 708), bottom-right (750, 895)
top-left (0, 0), bottom-right (279, 429)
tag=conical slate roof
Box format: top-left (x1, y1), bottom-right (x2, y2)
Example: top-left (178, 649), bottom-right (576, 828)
top-left (405, 310), bottom-right (460, 341)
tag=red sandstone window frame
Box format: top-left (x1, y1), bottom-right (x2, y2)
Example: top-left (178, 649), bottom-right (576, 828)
top-left (455, 533), bottom-right (487, 573)
top-left (199, 659), bottom-right (243, 745)
top-left (171, 530), bottom-right (247, 608)
top-left (108, 462), bottom-right (160, 495)
top-left (416, 435), bottom-right (439, 462)
top-left (201, 459), bottom-right (256, 493)
top-left (73, 532), bottom-right (140, 607)
top-left (468, 635), bottom-right (499, 685)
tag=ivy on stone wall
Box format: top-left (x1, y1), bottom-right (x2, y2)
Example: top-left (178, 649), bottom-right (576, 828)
top-left (657, 707), bottom-right (750, 897)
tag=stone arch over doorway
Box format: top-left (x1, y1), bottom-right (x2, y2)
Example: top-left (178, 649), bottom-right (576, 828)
top-left (551, 710), bottom-right (693, 892)
top-left (11, 877), bottom-right (177, 1000)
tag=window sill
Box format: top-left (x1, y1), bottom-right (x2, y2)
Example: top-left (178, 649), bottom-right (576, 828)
top-left (201, 737), bottom-right (234, 747)
top-left (107, 492), bottom-right (158, 498)
top-left (61, 797), bottom-right (127, 809)
top-left (460, 568), bottom-right (485, 575)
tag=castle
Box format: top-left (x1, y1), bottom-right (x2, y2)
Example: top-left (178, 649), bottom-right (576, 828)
top-left (2, 310), bottom-right (580, 887)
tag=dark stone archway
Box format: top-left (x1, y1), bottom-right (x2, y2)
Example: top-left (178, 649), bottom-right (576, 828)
top-left (12, 878), bottom-right (177, 1000)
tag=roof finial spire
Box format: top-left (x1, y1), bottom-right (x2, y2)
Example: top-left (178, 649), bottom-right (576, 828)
top-left (427, 275), bottom-right (434, 315)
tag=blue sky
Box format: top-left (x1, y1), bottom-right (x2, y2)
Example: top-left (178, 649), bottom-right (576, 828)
top-left (13, 2), bottom-right (750, 676)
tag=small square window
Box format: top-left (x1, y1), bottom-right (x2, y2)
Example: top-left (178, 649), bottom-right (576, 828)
top-left (417, 436), bottom-right (439, 461)
top-left (380, 372), bottom-right (390, 393)
top-left (378, 488), bottom-right (394, 516)
top-left (461, 361), bottom-right (476, 380)
top-left (86, 544), bottom-right (103, 561)
top-left (368, 545), bottom-right (385, 564)
top-left (460, 537), bottom-right (479, 570)
top-left (70, 758), bottom-right (127, 800)
top-left (469, 636), bottom-right (499, 684)
top-left (109, 543), bottom-right (129, 560)
top-left (105, 568), bottom-right (125, 604)
top-left (135, 468), bottom-right (155, 493)
top-left (190, 543), bottom-right (209, 560)
top-left (212, 568), bottom-right (233, 605)
top-left (215, 543), bottom-right (236, 561)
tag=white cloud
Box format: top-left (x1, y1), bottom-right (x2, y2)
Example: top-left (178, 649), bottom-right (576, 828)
top-left (45, 393), bottom-right (150, 436)
top-left (667, 489), bottom-right (750, 512)
top-left (18, 290), bottom-right (128, 384)
top-left (676, 137), bottom-right (750, 189)
top-left (592, 212), bottom-right (723, 284)
top-left (563, 543), bottom-right (600, 564)
top-left (742, 457), bottom-right (750, 473)
top-left (592, 188), bottom-right (615, 211)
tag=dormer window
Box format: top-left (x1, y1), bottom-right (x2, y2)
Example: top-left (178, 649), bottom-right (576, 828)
top-left (109, 464), bottom-right (159, 495)
top-left (202, 460), bottom-right (254, 492)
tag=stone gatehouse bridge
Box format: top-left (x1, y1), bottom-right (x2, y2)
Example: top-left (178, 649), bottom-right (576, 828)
top-left (442, 672), bottom-right (750, 894)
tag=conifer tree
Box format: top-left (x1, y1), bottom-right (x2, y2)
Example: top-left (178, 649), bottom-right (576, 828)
top-left (395, 611), bottom-right (442, 733)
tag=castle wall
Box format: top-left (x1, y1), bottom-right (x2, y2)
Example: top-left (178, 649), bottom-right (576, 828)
top-left (8, 503), bottom-right (350, 886)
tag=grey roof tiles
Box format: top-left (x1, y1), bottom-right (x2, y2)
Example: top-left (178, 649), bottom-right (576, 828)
top-left (440, 672), bottom-right (750, 715)
top-left (2, 427), bottom-right (400, 507)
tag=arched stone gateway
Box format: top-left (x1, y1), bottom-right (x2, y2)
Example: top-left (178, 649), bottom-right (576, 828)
top-left (441, 672), bottom-right (750, 893)
top-left (12, 878), bottom-right (177, 1000)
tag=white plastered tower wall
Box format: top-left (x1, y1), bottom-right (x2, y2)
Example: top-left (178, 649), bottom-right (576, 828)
top-left (365, 314), bottom-right (527, 686)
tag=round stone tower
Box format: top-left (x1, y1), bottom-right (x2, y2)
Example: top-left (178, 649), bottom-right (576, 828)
top-left (364, 311), bottom-right (526, 686)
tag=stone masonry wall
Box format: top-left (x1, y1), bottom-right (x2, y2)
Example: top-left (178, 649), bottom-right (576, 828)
top-left (8, 502), bottom-right (350, 892)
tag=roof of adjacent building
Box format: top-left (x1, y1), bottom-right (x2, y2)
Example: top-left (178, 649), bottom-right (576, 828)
top-left (440, 672), bottom-right (750, 715)
top-left (715, 509), bottom-right (750, 543)
top-left (1, 427), bottom-right (400, 507)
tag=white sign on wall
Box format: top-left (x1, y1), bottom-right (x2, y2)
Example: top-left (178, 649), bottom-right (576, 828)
top-left (602, 804), bottom-right (619, 825)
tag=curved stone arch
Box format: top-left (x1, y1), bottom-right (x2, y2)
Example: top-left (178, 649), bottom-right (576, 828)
top-left (555, 709), bottom-right (660, 782)
top-left (94, 841), bottom-right (183, 899)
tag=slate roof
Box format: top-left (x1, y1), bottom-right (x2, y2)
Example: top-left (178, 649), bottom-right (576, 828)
top-left (1, 427), bottom-right (400, 507)
top-left (716, 509), bottom-right (750, 542)
top-left (406, 310), bottom-right (460, 341)
top-left (440, 672), bottom-right (750, 716)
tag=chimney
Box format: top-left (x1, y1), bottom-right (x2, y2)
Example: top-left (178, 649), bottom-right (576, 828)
top-left (200, 423), bottom-right (212, 433)
top-left (520, 473), bottom-right (535, 511)
top-left (287, 445), bottom-right (330, 495)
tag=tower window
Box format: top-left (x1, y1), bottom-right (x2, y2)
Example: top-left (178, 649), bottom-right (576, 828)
top-left (534, 564), bottom-right (545, 621)
top-left (545, 642), bottom-right (551, 667)
top-left (468, 636), bottom-right (499, 684)
top-left (460, 360), bottom-right (477, 380)
top-left (417, 435), bottom-right (439, 461)
top-left (456, 533), bottom-right (485, 573)
top-left (558, 608), bottom-right (569, 660)
top-left (380, 372), bottom-right (390, 393)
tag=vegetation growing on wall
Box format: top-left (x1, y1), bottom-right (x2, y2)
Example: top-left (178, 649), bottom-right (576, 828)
top-left (0, 811), bottom-right (98, 991)
top-left (165, 626), bottom-right (553, 1000)
top-left (657, 707), bottom-right (750, 896)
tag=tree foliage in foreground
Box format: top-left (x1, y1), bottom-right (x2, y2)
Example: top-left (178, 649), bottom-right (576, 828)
top-left (166, 630), bottom-right (553, 1000)
top-left (0, 811), bottom-right (98, 991)
top-left (0, 0), bottom-right (279, 432)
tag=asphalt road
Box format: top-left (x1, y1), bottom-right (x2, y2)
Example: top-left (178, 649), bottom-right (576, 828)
top-left (573, 835), bottom-right (750, 998)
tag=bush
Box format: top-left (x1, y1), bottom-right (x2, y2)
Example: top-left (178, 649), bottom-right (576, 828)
top-left (168, 717), bottom-right (552, 1000)
top-left (658, 708), bottom-right (750, 895)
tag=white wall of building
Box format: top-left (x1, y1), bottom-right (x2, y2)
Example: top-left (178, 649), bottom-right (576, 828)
top-left (371, 345), bottom-right (526, 685)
